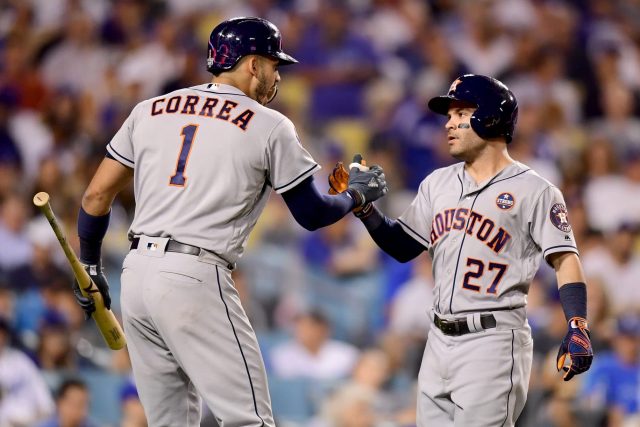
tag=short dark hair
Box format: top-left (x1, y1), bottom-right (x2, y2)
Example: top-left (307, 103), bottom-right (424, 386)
top-left (56, 378), bottom-right (88, 401)
top-left (297, 308), bottom-right (330, 327)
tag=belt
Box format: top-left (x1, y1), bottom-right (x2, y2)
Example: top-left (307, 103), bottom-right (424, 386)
top-left (130, 237), bottom-right (203, 256)
top-left (433, 313), bottom-right (497, 336)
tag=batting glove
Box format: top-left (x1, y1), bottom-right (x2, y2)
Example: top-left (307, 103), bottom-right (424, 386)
top-left (73, 263), bottom-right (111, 319)
top-left (346, 154), bottom-right (388, 208)
top-left (328, 162), bottom-right (350, 195)
top-left (556, 317), bottom-right (593, 381)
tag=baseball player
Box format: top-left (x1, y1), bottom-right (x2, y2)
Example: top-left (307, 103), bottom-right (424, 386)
top-left (349, 74), bottom-right (593, 426)
top-left (71, 17), bottom-right (387, 426)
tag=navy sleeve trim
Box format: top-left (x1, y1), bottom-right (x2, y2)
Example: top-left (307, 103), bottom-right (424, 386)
top-left (274, 164), bottom-right (320, 192)
top-left (107, 143), bottom-right (134, 167)
top-left (543, 244), bottom-right (579, 257)
top-left (397, 218), bottom-right (431, 248)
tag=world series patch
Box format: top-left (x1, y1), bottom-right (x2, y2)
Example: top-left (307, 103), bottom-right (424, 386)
top-left (496, 193), bottom-right (515, 210)
top-left (550, 203), bottom-right (572, 232)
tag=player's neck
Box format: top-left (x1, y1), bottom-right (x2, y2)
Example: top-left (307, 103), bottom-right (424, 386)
top-left (210, 76), bottom-right (251, 98)
top-left (464, 145), bottom-right (514, 184)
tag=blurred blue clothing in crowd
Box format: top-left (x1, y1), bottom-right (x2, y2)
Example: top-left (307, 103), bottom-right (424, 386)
top-left (293, 6), bottom-right (379, 123)
top-left (581, 352), bottom-right (639, 415)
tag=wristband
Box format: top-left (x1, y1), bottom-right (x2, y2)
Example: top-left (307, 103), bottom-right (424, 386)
top-left (78, 206), bottom-right (110, 264)
top-left (558, 282), bottom-right (587, 321)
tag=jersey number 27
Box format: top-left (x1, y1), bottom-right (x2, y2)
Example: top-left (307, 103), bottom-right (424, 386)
top-left (462, 258), bottom-right (508, 294)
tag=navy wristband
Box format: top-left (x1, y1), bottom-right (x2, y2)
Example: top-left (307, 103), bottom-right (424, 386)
top-left (558, 282), bottom-right (587, 321)
top-left (78, 206), bottom-right (110, 264)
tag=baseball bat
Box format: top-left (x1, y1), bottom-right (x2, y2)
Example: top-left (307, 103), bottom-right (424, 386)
top-left (33, 192), bottom-right (126, 350)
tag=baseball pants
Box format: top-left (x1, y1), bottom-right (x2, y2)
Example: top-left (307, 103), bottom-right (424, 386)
top-left (120, 236), bottom-right (274, 427)
top-left (417, 319), bottom-right (533, 427)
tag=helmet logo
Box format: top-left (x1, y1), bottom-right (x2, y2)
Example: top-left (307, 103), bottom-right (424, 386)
top-left (449, 78), bottom-right (462, 94)
top-left (217, 44), bottom-right (229, 64)
top-left (207, 41), bottom-right (215, 67)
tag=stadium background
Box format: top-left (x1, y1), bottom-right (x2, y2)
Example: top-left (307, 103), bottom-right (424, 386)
top-left (1, 0), bottom-right (639, 426)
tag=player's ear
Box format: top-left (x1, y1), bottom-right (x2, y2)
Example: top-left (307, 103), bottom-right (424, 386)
top-left (247, 55), bottom-right (260, 77)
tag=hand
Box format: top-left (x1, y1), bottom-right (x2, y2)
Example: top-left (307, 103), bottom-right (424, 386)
top-left (73, 263), bottom-right (112, 319)
top-left (556, 317), bottom-right (593, 381)
top-left (328, 162), bottom-right (349, 195)
top-left (346, 154), bottom-right (388, 208)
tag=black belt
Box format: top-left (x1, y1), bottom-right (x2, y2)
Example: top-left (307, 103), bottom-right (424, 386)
top-left (433, 313), bottom-right (497, 336)
top-left (130, 237), bottom-right (202, 256)
top-left (130, 237), bottom-right (235, 270)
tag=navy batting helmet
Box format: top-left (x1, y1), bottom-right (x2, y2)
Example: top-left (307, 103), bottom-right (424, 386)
top-left (428, 74), bottom-right (518, 143)
top-left (207, 17), bottom-right (298, 74)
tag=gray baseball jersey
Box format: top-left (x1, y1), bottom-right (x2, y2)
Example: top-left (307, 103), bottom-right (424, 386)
top-left (107, 82), bottom-right (319, 264)
top-left (398, 161), bottom-right (578, 315)
top-left (109, 83), bottom-right (320, 426)
top-left (398, 161), bottom-right (577, 426)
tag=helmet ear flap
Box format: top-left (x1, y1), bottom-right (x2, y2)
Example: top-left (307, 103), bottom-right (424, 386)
top-left (471, 108), bottom-right (504, 139)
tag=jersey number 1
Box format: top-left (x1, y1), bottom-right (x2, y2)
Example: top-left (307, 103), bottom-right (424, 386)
top-left (170, 124), bottom-right (199, 186)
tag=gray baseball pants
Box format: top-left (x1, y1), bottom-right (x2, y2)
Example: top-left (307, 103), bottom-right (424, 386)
top-left (120, 236), bottom-right (274, 427)
top-left (417, 312), bottom-right (533, 426)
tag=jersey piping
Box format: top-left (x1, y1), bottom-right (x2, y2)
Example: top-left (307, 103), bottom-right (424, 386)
top-left (448, 168), bottom-right (532, 314)
top-left (396, 218), bottom-right (431, 248)
top-left (274, 163), bottom-right (320, 193)
top-left (216, 266), bottom-right (265, 426)
top-left (194, 88), bottom-right (250, 98)
top-left (500, 330), bottom-right (516, 427)
top-left (107, 143), bottom-right (135, 167)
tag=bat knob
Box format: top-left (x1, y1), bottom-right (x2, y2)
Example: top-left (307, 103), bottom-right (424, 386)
top-left (33, 192), bottom-right (50, 207)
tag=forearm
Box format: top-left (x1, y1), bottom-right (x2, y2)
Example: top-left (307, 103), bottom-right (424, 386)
top-left (551, 252), bottom-right (588, 321)
top-left (359, 206), bottom-right (425, 262)
top-left (282, 176), bottom-right (356, 231)
top-left (78, 157), bottom-right (133, 263)
top-left (551, 252), bottom-right (586, 288)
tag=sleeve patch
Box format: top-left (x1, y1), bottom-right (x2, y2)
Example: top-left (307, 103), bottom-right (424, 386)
top-left (550, 203), bottom-right (572, 232)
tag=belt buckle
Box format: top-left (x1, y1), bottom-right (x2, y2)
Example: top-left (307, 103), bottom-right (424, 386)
top-left (453, 320), bottom-right (461, 335)
top-left (437, 316), bottom-right (460, 336)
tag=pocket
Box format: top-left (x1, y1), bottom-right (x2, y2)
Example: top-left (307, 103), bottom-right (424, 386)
top-left (516, 328), bottom-right (533, 348)
top-left (159, 270), bottom-right (203, 285)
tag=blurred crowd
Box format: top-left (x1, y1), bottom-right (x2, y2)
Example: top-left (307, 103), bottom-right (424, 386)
top-left (1, 0), bottom-right (640, 426)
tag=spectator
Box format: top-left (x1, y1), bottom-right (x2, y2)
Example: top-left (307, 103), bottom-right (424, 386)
top-left (0, 193), bottom-right (33, 273)
top-left (581, 314), bottom-right (640, 426)
top-left (582, 223), bottom-right (640, 314)
top-left (294, 1), bottom-right (379, 123)
top-left (387, 253), bottom-right (433, 339)
top-left (588, 80), bottom-right (640, 158)
top-left (36, 378), bottom-right (98, 427)
top-left (302, 218), bottom-right (379, 278)
top-left (323, 348), bottom-right (416, 425)
top-left (0, 315), bottom-right (55, 426)
top-left (40, 11), bottom-right (109, 102)
top-left (120, 381), bottom-right (148, 427)
top-left (270, 309), bottom-right (359, 380)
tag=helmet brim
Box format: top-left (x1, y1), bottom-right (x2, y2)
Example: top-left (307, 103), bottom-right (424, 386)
top-left (273, 51), bottom-right (298, 66)
top-left (428, 95), bottom-right (479, 115)
top-left (428, 96), bottom-right (455, 115)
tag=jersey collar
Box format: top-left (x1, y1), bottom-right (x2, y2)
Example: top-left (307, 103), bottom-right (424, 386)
top-left (195, 83), bottom-right (249, 97)
top-left (458, 161), bottom-right (528, 197)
